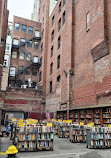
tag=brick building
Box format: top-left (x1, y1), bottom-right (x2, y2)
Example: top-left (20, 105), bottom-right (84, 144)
top-left (2, 0), bottom-right (111, 126)
top-left (0, 0), bottom-right (9, 124)
top-left (1, 16), bottom-right (46, 123)
top-left (36, 0), bottom-right (111, 125)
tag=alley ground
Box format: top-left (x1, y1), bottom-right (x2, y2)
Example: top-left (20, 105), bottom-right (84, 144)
top-left (0, 135), bottom-right (111, 158)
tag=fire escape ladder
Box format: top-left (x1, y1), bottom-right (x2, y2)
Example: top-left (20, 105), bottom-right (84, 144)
top-left (19, 47), bottom-right (33, 63)
top-left (14, 36), bottom-right (41, 78)
top-left (15, 63), bottom-right (33, 77)
top-left (19, 36), bottom-right (41, 48)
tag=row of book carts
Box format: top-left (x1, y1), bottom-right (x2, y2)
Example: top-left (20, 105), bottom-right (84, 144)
top-left (10, 118), bottom-right (111, 152)
top-left (10, 119), bottom-right (54, 152)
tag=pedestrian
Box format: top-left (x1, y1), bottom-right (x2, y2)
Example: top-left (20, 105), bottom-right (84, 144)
top-left (6, 124), bottom-right (11, 136)
top-left (6, 145), bottom-right (19, 158)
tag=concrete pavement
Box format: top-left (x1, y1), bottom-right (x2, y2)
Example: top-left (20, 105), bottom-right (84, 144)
top-left (0, 136), bottom-right (111, 158)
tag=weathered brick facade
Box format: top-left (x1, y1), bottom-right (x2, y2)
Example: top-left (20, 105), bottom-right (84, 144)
top-left (0, 0), bottom-right (9, 123)
top-left (38, 0), bottom-right (111, 118)
top-left (2, 0), bottom-right (111, 120)
top-left (4, 88), bottom-right (45, 113)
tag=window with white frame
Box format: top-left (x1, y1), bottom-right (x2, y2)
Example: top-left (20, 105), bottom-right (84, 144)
top-left (10, 67), bottom-right (16, 76)
top-left (15, 23), bottom-right (19, 31)
top-left (35, 30), bottom-right (40, 37)
top-left (13, 39), bottom-right (19, 45)
top-left (33, 56), bottom-right (38, 63)
top-left (19, 52), bottom-right (24, 60)
top-left (12, 51), bottom-right (17, 58)
top-left (26, 53), bottom-right (31, 61)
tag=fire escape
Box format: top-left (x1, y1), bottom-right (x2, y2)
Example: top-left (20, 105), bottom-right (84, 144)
top-left (10, 35), bottom-right (41, 88)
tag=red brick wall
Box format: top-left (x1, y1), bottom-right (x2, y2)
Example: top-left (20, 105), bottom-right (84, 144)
top-left (0, 0), bottom-right (8, 90)
top-left (44, 0), bottom-right (74, 112)
top-left (4, 88), bottom-right (45, 113)
top-left (38, 0), bottom-right (49, 93)
top-left (72, 0), bottom-right (110, 107)
top-left (10, 16), bottom-right (41, 85)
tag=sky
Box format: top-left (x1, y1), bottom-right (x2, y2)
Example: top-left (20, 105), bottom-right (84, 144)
top-left (8, 0), bottom-right (34, 22)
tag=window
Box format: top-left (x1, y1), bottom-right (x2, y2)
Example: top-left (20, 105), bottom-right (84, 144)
top-left (41, 43), bottom-right (43, 52)
top-left (22, 25), bottom-right (26, 32)
top-left (52, 15), bottom-right (55, 26)
top-left (33, 56), bottom-right (38, 63)
top-left (12, 51), bottom-right (17, 58)
top-left (63, 0), bottom-right (66, 6)
top-left (6, 45), bottom-right (10, 51)
top-left (43, 4), bottom-right (45, 12)
top-left (9, 80), bottom-right (15, 87)
top-left (51, 30), bottom-right (54, 41)
top-left (43, 17), bottom-right (44, 24)
top-left (35, 30), bottom-right (40, 37)
top-left (13, 39), bottom-right (19, 45)
top-left (58, 36), bottom-right (61, 49)
top-left (86, 12), bottom-right (90, 31)
top-left (32, 82), bottom-right (36, 88)
top-left (25, 68), bottom-right (30, 75)
top-left (27, 40), bottom-right (32, 47)
top-left (34, 42), bottom-right (38, 49)
top-left (39, 71), bottom-right (42, 82)
top-left (28, 26), bottom-right (33, 34)
top-left (59, 2), bottom-right (61, 13)
top-left (10, 67), bottom-right (16, 77)
top-left (18, 66), bottom-right (23, 74)
top-left (4, 59), bottom-right (7, 67)
top-left (57, 55), bottom-right (60, 69)
top-left (40, 57), bottom-right (42, 67)
top-left (19, 52), bottom-right (24, 60)
top-left (63, 11), bottom-right (66, 25)
top-left (15, 23), bottom-right (19, 31)
top-left (50, 62), bottom-right (53, 75)
top-left (26, 53), bottom-right (31, 61)
top-left (32, 68), bottom-right (37, 76)
top-left (41, 29), bottom-right (44, 39)
top-left (17, 80), bottom-right (22, 88)
top-left (24, 81), bottom-right (28, 87)
top-left (58, 18), bottom-right (61, 31)
top-left (50, 81), bottom-right (52, 93)
top-left (57, 75), bottom-right (61, 82)
top-left (21, 38), bottom-right (26, 45)
top-left (51, 46), bottom-right (53, 57)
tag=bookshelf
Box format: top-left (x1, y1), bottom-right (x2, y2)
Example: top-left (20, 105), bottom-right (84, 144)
top-left (74, 111), bottom-right (78, 123)
top-left (93, 108), bottom-right (101, 126)
top-left (86, 109), bottom-right (93, 124)
top-left (17, 125), bottom-right (37, 151)
top-left (11, 120), bottom-right (54, 152)
top-left (60, 112), bottom-right (63, 120)
top-left (86, 127), bottom-right (111, 148)
top-left (69, 124), bottom-right (86, 143)
top-left (69, 111), bottom-right (73, 120)
top-left (103, 107), bottom-right (111, 127)
top-left (37, 125), bottom-right (54, 151)
top-left (57, 122), bottom-right (70, 138)
top-left (80, 110), bottom-right (85, 123)
top-left (63, 112), bottom-right (67, 120)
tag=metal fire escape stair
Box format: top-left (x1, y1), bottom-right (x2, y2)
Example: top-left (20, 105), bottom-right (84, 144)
top-left (19, 36), bottom-right (41, 48)
top-left (15, 36), bottom-right (41, 77)
top-left (16, 63), bottom-right (33, 77)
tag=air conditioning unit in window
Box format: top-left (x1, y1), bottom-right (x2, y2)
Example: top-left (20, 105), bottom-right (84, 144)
top-left (35, 86), bottom-right (37, 89)
top-left (35, 31), bottom-right (40, 38)
top-left (21, 85), bottom-right (27, 89)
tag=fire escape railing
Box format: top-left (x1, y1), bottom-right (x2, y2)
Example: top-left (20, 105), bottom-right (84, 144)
top-left (12, 36), bottom-right (41, 78)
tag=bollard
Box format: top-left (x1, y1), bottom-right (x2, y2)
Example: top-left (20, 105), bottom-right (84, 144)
top-left (6, 145), bottom-right (19, 158)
